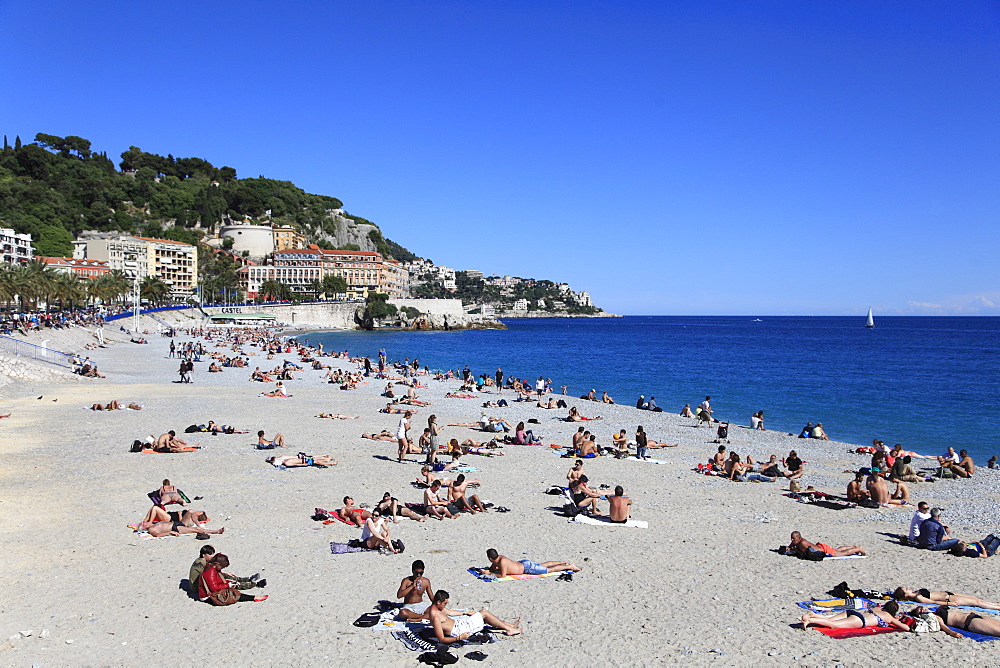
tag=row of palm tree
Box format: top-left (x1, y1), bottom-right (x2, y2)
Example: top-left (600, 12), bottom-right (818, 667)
top-left (0, 260), bottom-right (174, 311)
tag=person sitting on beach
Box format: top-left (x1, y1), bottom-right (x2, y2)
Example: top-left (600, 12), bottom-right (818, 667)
top-left (512, 421), bottom-right (541, 445)
top-left (710, 445), bottom-right (727, 471)
top-left (537, 397), bottom-right (559, 409)
top-left (798, 422), bottom-right (813, 438)
top-left (361, 510), bottom-right (397, 554)
top-left (257, 430), bottom-right (286, 449)
top-left (260, 381), bottom-right (288, 397)
top-left (448, 474), bottom-right (488, 513)
top-left (890, 455), bottom-right (923, 483)
top-left (478, 413), bottom-right (512, 433)
top-left (800, 601), bottom-right (908, 632)
top-left (786, 531), bottom-right (866, 557)
top-left (727, 454), bottom-right (776, 482)
top-left (375, 491), bottom-right (426, 523)
top-left (568, 477), bottom-right (603, 515)
top-left (189, 544), bottom-right (263, 598)
top-left (810, 422), bottom-right (829, 440)
top-left (783, 450), bottom-right (805, 479)
top-left (917, 508), bottom-right (959, 551)
top-left (891, 479), bottom-right (911, 505)
top-left (197, 553), bottom-right (268, 604)
top-left (91, 400), bottom-right (122, 410)
top-left (383, 382), bottom-right (395, 398)
top-left (567, 459), bottom-right (585, 483)
top-left (577, 434), bottom-right (599, 457)
top-left (608, 486), bottom-right (632, 523)
top-left (601, 391), bottom-right (615, 404)
top-left (478, 548), bottom-right (581, 578)
top-left (397, 560), bottom-right (435, 620)
top-left (943, 450), bottom-right (975, 478)
top-left (208, 361), bottom-right (222, 372)
top-left (566, 406), bottom-right (585, 421)
top-left (892, 586), bottom-right (1000, 609)
top-left (611, 430), bottom-right (629, 458)
top-left (759, 455), bottom-right (785, 478)
top-left (361, 431), bottom-right (398, 442)
top-left (157, 479), bottom-right (185, 506)
top-left (155, 431), bottom-right (199, 453)
top-left (989, 456), bottom-right (998, 470)
top-left (866, 471), bottom-right (903, 506)
top-left (265, 453), bottom-right (337, 467)
top-left (423, 480), bottom-right (458, 520)
top-left (679, 403), bottom-right (694, 418)
top-left (426, 590), bottom-right (522, 643)
top-left (316, 413), bottom-right (359, 419)
top-left (846, 472), bottom-right (869, 502)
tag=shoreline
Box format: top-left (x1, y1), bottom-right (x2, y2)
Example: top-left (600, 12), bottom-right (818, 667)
top-left (0, 326), bottom-right (997, 663)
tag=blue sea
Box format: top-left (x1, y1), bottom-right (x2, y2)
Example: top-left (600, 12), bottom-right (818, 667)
top-left (304, 316), bottom-right (1000, 462)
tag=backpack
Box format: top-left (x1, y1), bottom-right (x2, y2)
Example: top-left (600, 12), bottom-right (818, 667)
top-left (129, 439), bottom-right (144, 453)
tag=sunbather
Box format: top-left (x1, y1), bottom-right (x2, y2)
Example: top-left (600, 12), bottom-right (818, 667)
top-left (265, 453), bottom-right (337, 467)
top-left (787, 531), bottom-right (866, 557)
top-left (800, 601), bottom-right (908, 631)
top-left (477, 548), bottom-right (580, 578)
top-left (423, 480), bottom-right (458, 519)
top-left (257, 430), bottom-right (286, 448)
top-left (931, 605), bottom-right (1000, 637)
top-left (375, 491), bottom-right (426, 523)
top-left (448, 474), bottom-right (487, 513)
top-left (361, 509), bottom-right (398, 552)
top-left (157, 479), bottom-right (185, 505)
top-left (361, 431), bottom-right (398, 442)
top-left (397, 560), bottom-right (434, 620)
top-left (316, 413), bottom-right (359, 419)
top-left (427, 590), bottom-right (521, 643)
top-left (893, 587), bottom-right (1000, 609)
top-left (338, 496), bottom-right (372, 526)
top-left (155, 431), bottom-right (199, 452)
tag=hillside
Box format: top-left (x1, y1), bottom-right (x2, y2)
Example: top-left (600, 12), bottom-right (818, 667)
top-left (0, 133), bottom-right (413, 259)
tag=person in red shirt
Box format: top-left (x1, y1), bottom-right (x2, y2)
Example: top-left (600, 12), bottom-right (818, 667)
top-left (197, 554), bottom-right (268, 604)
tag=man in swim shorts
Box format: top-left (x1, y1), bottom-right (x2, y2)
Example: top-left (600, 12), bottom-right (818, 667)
top-left (427, 590), bottom-right (522, 643)
top-left (787, 531), bottom-right (866, 557)
top-left (478, 548), bottom-right (581, 578)
top-left (396, 559), bottom-right (435, 620)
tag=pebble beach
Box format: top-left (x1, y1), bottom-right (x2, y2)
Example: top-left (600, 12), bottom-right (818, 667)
top-left (1, 322), bottom-right (999, 665)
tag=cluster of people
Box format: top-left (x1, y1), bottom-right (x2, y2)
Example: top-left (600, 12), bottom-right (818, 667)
top-left (190, 544), bottom-right (268, 604)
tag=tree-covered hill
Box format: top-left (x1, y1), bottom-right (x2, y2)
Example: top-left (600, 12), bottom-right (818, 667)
top-left (0, 133), bottom-right (413, 259)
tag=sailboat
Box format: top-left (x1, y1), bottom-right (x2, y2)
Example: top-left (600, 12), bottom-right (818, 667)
top-left (865, 307), bottom-right (874, 329)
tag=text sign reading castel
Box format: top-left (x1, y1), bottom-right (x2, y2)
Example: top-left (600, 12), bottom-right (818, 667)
top-left (220, 307), bottom-right (243, 314)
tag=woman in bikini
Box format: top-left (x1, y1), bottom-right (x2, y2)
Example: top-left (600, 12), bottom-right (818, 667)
top-left (932, 606), bottom-right (1000, 637)
top-left (375, 491), bottom-right (426, 523)
top-left (893, 587), bottom-right (1000, 610)
top-left (800, 601), bottom-right (909, 631)
top-left (158, 479), bottom-right (185, 505)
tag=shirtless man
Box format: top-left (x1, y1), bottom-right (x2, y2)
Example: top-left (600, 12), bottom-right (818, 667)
top-left (397, 560), bottom-right (435, 620)
top-left (846, 472), bottom-right (869, 503)
top-left (944, 450), bottom-right (975, 478)
top-left (338, 496), bottom-right (371, 526)
top-left (449, 474), bottom-right (487, 513)
top-left (426, 590), bottom-right (521, 643)
top-left (711, 445), bottom-right (727, 471)
top-left (577, 434), bottom-right (598, 457)
top-left (155, 430), bottom-right (199, 452)
top-left (257, 430), bottom-right (286, 448)
top-left (680, 403), bottom-right (694, 417)
top-left (570, 427), bottom-right (585, 451)
top-left (611, 430), bottom-right (629, 457)
top-left (608, 486), bottom-right (632, 523)
top-left (867, 471), bottom-right (904, 506)
top-left (361, 431), bottom-right (398, 442)
top-left (477, 548), bottom-right (581, 578)
top-left (140, 508), bottom-right (225, 537)
top-left (567, 459), bottom-right (585, 483)
top-left (787, 530), bottom-right (866, 557)
top-left (316, 413), bottom-right (359, 419)
top-left (423, 480), bottom-right (458, 519)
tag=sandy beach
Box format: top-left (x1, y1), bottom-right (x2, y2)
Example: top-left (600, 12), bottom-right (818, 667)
top-left (1, 322), bottom-right (998, 665)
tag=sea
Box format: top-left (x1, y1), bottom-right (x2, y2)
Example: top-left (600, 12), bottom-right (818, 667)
top-left (303, 316), bottom-right (1000, 463)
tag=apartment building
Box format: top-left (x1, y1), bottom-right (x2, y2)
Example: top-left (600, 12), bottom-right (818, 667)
top-left (0, 227), bottom-right (35, 266)
top-left (273, 225), bottom-right (306, 251)
top-left (75, 234), bottom-right (197, 299)
top-left (39, 257), bottom-right (110, 279)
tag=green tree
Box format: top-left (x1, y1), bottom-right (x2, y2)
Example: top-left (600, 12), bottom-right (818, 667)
top-left (140, 275), bottom-right (171, 306)
top-left (34, 225), bottom-right (75, 256)
top-left (321, 274), bottom-right (348, 297)
top-left (258, 279), bottom-right (291, 302)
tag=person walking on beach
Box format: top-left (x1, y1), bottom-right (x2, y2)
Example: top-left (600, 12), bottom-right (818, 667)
top-left (169, 340), bottom-right (176, 358)
top-left (495, 368), bottom-right (503, 393)
top-left (396, 410), bottom-right (413, 462)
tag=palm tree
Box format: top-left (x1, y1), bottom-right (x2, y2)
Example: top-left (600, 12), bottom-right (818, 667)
top-left (51, 273), bottom-right (86, 311)
top-left (258, 279), bottom-right (290, 302)
top-left (0, 266), bottom-right (16, 312)
top-left (140, 276), bottom-right (171, 307)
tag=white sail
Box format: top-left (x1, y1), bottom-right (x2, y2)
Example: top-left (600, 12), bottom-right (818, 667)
top-left (865, 307), bottom-right (874, 328)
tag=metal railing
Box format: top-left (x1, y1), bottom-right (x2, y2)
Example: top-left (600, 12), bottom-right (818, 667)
top-left (0, 335), bottom-right (77, 368)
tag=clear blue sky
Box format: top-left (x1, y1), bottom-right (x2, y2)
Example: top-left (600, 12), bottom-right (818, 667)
top-left (1, 1), bottom-right (997, 315)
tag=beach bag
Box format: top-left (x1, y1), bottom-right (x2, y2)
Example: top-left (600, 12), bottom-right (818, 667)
top-left (129, 439), bottom-right (144, 453)
top-left (200, 574), bottom-right (239, 606)
top-left (789, 479), bottom-right (801, 493)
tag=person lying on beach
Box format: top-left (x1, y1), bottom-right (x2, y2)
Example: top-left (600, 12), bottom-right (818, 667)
top-left (156, 431), bottom-right (200, 452)
top-left (316, 413), bottom-right (359, 419)
top-left (142, 516), bottom-right (225, 537)
top-left (477, 548), bottom-right (581, 578)
top-left (257, 430), bottom-right (286, 449)
top-left (950, 535), bottom-right (1000, 558)
top-left (451, 438), bottom-right (504, 457)
top-left (449, 474), bottom-right (488, 513)
top-left (197, 553), bottom-right (268, 604)
top-left (380, 403), bottom-right (414, 414)
top-left (260, 382), bottom-right (288, 397)
top-left (786, 530), bottom-right (866, 557)
top-left (925, 606), bottom-right (1000, 638)
top-left (396, 396), bottom-right (432, 407)
top-left (90, 400), bottom-right (122, 410)
top-left (424, 480), bottom-right (459, 519)
top-left (265, 453), bottom-right (337, 467)
top-left (375, 491), bottom-right (426, 523)
top-left (608, 486), bottom-right (632, 523)
top-left (565, 406), bottom-right (601, 421)
top-left (800, 601), bottom-right (907, 632)
top-left (361, 431), bottom-right (398, 442)
top-left (157, 479), bottom-right (185, 506)
top-left (397, 560), bottom-right (435, 620)
top-left (537, 397), bottom-right (560, 409)
top-left (892, 586), bottom-right (1000, 609)
top-left (205, 421), bottom-right (247, 434)
top-left (338, 496), bottom-right (372, 526)
top-left (427, 590), bottom-right (522, 643)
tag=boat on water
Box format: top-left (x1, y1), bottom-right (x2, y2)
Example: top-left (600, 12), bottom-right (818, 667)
top-left (865, 307), bottom-right (874, 329)
top-left (752, 318), bottom-right (763, 322)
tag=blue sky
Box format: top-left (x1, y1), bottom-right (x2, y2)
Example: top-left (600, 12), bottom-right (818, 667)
top-left (1, 1), bottom-right (997, 315)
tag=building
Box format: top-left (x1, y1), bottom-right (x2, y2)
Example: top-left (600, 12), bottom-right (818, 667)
top-left (273, 225), bottom-right (306, 251)
top-left (1, 227), bottom-right (35, 266)
top-left (219, 223), bottom-right (275, 257)
top-left (461, 269), bottom-right (484, 281)
top-left (320, 248), bottom-right (382, 298)
top-left (576, 291), bottom-right (592, 307)
top-left (512, 298), bottom-right (529, 311)
top-left (39, 257), bottom-right (110, 279)
top-left (75, 234), bottom-right (198, 299)
top-left (378, 259), bottom-right (410, 300)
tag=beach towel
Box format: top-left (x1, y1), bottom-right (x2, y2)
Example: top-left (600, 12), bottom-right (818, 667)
top-left (141, 447), bottom-right (199, 453)
top-left (797, 599), bottom-right (877, 612)
top-left (391, 627), bottom-right (500, 652)
top-left (331, 541), bottom-right (374, 554)
top-left (467, 567), bottom-right (570, 582)
top-left (627, 457), bottom-right (669, 465)
top-left (812, 626), bottom-right (901, 639)
top-left (572, 514), bottom-right (648, 529)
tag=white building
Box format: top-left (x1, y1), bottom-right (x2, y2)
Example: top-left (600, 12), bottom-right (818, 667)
top-left (75, 234), bottom-right (198, 299)
top-left (219, 223), bottom-right (275, 258)
top-left (0, 227), bottom-right (35, 266)
top-left (576, 291), bottom-right (592, 307)
top-left (512, 298), bottom-right (529, 311)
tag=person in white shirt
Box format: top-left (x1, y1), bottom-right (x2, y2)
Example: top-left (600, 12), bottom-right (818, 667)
top-left (396, 411), bottom-right (413, 462)
top-left (908, 501), bottom-right (931, 545)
